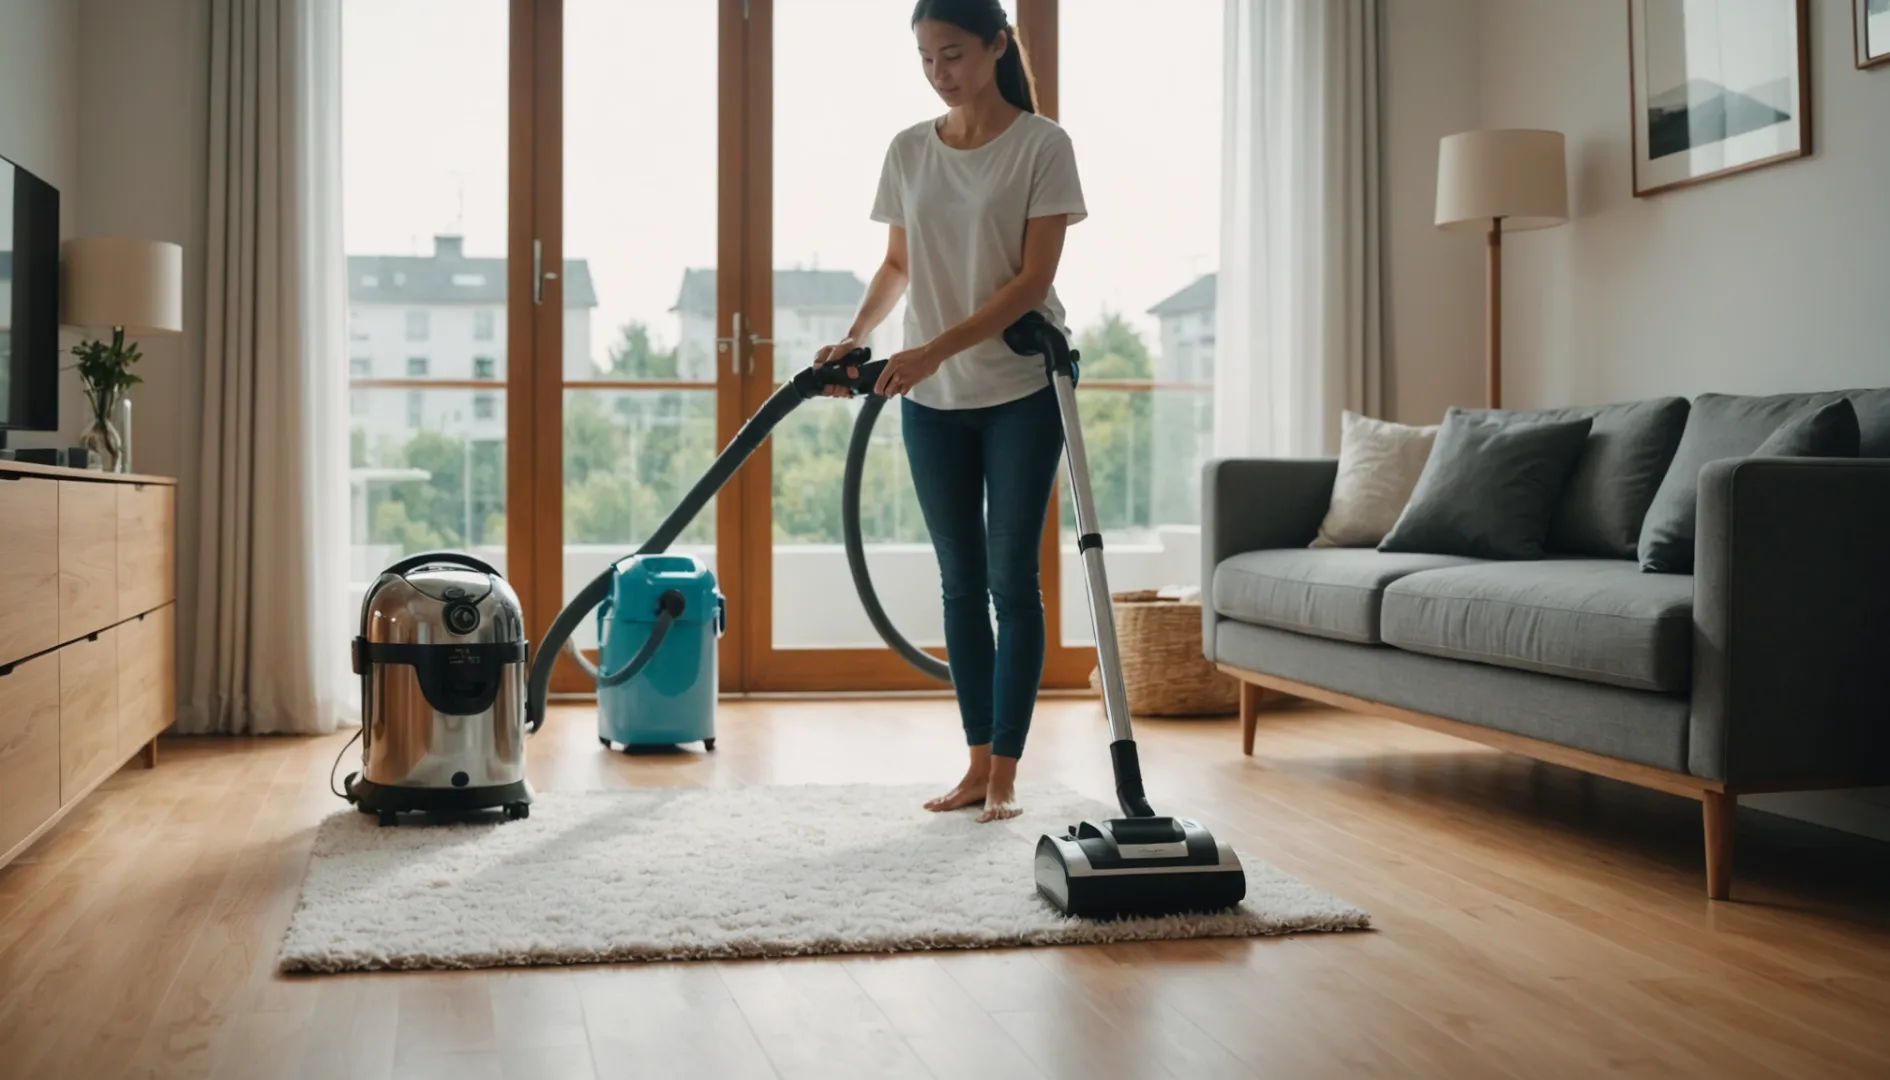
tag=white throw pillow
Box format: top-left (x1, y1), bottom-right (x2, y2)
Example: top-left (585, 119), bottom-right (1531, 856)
top-left (1310, 411), bottom-right (1440, 548)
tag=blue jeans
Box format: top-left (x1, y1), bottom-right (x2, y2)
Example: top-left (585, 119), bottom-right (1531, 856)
top-left (902, 385), bottom-right (1064, 760)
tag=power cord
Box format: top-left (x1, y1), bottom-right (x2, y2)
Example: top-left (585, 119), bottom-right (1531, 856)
top-left (328, 725), bottom-right (365, 800)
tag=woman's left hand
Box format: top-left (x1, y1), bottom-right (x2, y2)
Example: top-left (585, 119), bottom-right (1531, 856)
top-left (874, 344), bottom-right (945, 397)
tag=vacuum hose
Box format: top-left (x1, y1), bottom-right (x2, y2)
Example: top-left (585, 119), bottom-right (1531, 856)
top-left (525, 352), bottom-right (906, 733)
top-left (840, 394), bottom-right (953, 684)
top-left (594, 590), bottom-right (685, 688)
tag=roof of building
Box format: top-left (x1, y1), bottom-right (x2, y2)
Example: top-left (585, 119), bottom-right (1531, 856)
top-left (1147, 272), bottom-right (1216, 317)
top-left (348, 236), bottom-right (597, 307)
top-left (672, 268), bottom-right (866, 314)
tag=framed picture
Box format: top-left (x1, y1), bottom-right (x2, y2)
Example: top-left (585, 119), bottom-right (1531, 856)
top-left (1628, 0), bottom-right (1810, 196)
top-left (1860, 0), bottom-right (1890, 69)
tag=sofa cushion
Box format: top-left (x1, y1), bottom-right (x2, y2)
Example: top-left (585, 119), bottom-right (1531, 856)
top-left (1751, 397), bottom-right (1860, 458)
top-left (1214, 620), bottom-right (1693, 772)
top-left (1847, 388), bottom-right (1890, 457)
top-left (1378, 408), bottom-right (1594, 561)
top-left (1310, 411), bottom-right (1439, 548)
top-left (1640, 389), bottom-right (1890, 573)
top-left (1381, 560), bottom-right (1695, 693)
top-left (1211, 549), bottom-right (1481, 644)
top-left (1488, 397), bottom-right (1689, 559)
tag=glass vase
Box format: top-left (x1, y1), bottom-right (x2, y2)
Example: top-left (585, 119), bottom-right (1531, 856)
top-left (81, 413), bottom-right (123, 472)
top-left (115, 396), bottom-right (133, 473)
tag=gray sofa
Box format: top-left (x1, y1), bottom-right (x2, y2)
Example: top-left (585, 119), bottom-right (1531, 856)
top-left (1202, 389), bottom-right (1890, 899)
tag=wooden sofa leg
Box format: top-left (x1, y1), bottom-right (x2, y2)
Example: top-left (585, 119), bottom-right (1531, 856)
top-left (141, 738), bottom-right (158, 769)
top-left (1240, 682), bottom-right (1264, 756)
top-left (1703, 790), bottom-right (1734, 901)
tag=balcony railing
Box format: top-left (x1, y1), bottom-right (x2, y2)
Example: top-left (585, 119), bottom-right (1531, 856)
top-left (347, 377), bottom-right (1215, 648)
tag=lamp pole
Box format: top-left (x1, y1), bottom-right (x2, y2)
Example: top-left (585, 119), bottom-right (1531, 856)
top-left (1487, 216), bottom-right (1503, 409)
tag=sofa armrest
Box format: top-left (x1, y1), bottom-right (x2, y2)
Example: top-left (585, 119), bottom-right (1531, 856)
top-left (1690, 457), bottom-right (1890, 786)
top-left (1200, 457), bottom-right (1337, 661)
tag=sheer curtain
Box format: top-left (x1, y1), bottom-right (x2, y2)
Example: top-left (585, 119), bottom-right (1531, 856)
top-left (182, 0), bottom-right (352, 735)
top-left (1214, 0), bottom-right (1383, 458)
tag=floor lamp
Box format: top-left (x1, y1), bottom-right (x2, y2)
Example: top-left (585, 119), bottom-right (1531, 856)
top-left (1435, 130), bottom-right (1568, 409)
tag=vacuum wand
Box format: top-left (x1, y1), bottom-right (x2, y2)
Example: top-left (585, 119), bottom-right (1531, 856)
top-left (1004, 312), bottom-right (1153, 819)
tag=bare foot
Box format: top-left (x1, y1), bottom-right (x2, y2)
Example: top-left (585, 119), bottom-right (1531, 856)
top-left (975, 792), bottom-right (1022, 823)
top-left (976, 755), bottom-right (1023, 823)
top-left (923, 775), bottom-right (990, 812)
top-left (927, 744), bottom-right (993, 812)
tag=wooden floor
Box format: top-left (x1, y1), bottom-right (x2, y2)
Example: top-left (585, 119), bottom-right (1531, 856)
top-left (2, 697), bottom-right (1887, 1079)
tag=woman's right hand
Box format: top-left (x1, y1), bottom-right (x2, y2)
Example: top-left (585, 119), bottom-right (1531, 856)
top-left (814, 338), bottom-right (862, 398)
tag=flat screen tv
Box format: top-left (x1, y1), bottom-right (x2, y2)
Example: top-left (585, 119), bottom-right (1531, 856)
top-left (1, 152), bottom-right (62, 446)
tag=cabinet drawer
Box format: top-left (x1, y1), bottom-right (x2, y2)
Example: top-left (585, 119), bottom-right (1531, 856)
top-left (59, 628), bottom-right (120, 803)
top-left (117, 605), bottom-right (176, 755)
top-left (0, 652), bottom-right (61, 858)
top-left (59, 482), bottom-right (119, 642)
top-left (0, 477), bottom-right (60, 665)
top-left (117, 483), bottom-right (175, 620)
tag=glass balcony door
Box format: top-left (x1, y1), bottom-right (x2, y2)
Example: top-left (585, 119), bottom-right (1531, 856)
top-left (341, 0), bottom-right (525, 629)
top-left (347, 1), bottom-right (1201, 696)
top-left (548, 0), bottom-right (739, 693)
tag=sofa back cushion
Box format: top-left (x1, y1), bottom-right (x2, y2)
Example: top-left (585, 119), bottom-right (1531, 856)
top-left (1492, 397), bottom-right (1689, 559)
top-left (1752, 397), bottom-right (1861, 458)
top-left (1310, 411), bottom-right (1439, 548)
top-left (1639, 391), bottom-right (1877, 573)
top-left (1847, 388), bottom-right (1890, 456)
top-left (1379, 408), bottom-right (1593, 561)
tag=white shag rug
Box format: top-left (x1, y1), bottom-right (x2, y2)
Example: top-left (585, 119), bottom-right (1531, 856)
top-left (279, 782), bottom-right (1368, 973)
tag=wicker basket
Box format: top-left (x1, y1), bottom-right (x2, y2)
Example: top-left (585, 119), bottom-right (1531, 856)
top-left (1086, 589), bottom-right (1240, 717)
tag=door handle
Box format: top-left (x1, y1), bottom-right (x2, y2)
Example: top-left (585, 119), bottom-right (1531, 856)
top-left (532, 239), bottom-right (560, 306)
top-left (746, 333), bottom-right (772, 376)
top-left (716, 311), bottom-right (743, 375)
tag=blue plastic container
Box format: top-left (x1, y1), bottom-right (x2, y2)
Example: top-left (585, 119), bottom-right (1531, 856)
top-left (596, 554), bottom-right (724, 749)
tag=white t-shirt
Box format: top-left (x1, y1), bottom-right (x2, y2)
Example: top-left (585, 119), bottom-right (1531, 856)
top-left (870, 111), bottom-right (1087, 410)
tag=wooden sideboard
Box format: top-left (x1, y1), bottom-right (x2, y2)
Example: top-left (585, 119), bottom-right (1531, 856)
top-left (0, 461), bottom-right (176, 869)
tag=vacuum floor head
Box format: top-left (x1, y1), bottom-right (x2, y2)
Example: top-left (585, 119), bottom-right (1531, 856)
top-left (1034, 816), bottom-right (1246, 920)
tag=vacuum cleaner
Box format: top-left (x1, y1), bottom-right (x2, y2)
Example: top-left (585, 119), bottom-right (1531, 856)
top-left (344, 551), bottom-right (534, 826)
top-left (519, 311), bottom-right (1247, 922)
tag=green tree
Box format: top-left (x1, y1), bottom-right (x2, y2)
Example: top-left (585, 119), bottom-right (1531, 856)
top-left (1065, 311), bottom-right (1153, 534)
top-left (605, 321), bottom-right (678, 380)
top-left (1077, 312), bottom-right (1154, 379)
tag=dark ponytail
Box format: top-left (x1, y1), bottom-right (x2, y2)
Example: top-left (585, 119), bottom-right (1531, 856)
top-left (910, 0), bottom-right (1037, 114)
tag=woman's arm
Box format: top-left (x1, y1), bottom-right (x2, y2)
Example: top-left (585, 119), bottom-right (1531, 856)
top-left (925, 213), bottom-right (1070, 363)
top-left (838, 226), bottom-right (911, 348)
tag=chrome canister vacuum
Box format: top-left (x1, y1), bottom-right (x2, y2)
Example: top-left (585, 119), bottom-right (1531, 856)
top-left (344, 551), bottom-right (533, 826)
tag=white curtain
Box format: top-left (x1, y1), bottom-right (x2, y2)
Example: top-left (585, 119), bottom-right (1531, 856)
top-left (1215, 0), bottom-right (1383, 458)
top-left (183, 0), bottom-right (352, 735)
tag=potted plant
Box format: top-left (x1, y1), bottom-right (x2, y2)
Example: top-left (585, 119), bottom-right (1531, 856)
top-left (69, 329), bottom-right (142, 472)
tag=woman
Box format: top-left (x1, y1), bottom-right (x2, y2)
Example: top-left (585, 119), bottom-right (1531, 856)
top-left (817, 0), bottom-right (1086, 823)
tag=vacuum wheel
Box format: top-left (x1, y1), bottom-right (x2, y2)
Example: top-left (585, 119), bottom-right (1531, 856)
top-left (504, 802), bottom-right (531, 821)
top-left (377, 810), bottom-right (399, 828)
top-left (598, 736), bottom-right (611, 748)
top-left (704, 738), bottom-right (716, 752)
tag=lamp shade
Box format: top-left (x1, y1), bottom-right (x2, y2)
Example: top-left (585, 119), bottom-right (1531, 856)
top-left (60, 237), bottom-right (184, 333)
top-left (1435, 129), bottom-right (1568, 232)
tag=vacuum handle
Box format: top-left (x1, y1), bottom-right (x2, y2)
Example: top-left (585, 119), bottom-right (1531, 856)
top-left (794, 348), bottom-right (890, 398)
top-left (379, 549), bottom-right (504, 580)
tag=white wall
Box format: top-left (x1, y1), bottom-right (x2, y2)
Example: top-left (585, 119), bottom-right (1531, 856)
top-left (71, 0), bottom-right (212, 689)
top-left (0, 0), bottom-right (79, 235)
top-left (1480, 1), bottom-right (1890, 408)
top-left (1379, 0), bottom-right (1486, 424)
top-left (1475, 0), bottom-right (1890, 840)
top-left (0, 0), bottom-right (82, 445)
